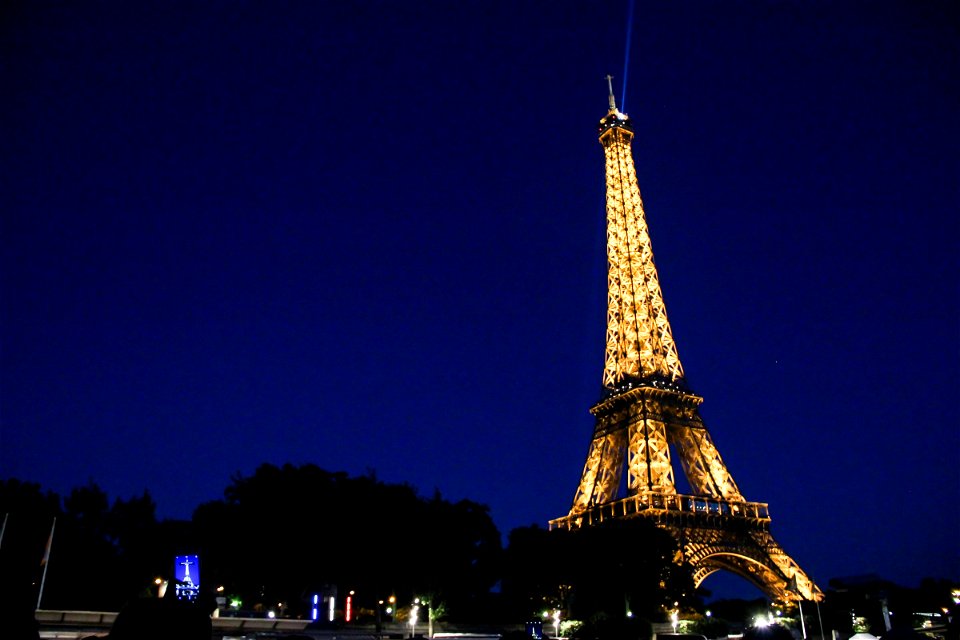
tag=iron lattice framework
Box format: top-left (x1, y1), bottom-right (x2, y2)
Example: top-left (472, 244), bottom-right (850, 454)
top-left (549, 82), bottom-right (822, 604)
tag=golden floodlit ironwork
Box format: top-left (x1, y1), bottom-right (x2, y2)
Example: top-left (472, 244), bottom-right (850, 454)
top-left (549, 78), bottom-right (822, 604)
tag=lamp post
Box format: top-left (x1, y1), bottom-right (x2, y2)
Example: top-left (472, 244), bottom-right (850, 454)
top-left (543, 609), bottom-right (561, 638)
top-left (410, 600), bottom-right (420, 638)
top-left (377, 600), bottom-right (383, 640)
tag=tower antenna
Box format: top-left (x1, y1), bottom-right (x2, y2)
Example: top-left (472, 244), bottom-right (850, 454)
top-left (605, 74), bottom-right (617, 111)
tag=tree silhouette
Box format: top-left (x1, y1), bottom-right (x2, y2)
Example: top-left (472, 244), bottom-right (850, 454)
top-left (191, 462), bottom-right (502, 621)
top-left (500, 518), bottom-right (686, 624)
top-left (6, 472), bottom-right (954, 630)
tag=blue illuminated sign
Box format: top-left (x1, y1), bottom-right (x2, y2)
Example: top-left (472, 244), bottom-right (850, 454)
top-left (174, 554), bottom-right (200, 601)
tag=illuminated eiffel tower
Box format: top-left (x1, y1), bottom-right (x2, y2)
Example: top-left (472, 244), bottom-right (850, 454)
top-left (549, 78), bottom-right (822, 604)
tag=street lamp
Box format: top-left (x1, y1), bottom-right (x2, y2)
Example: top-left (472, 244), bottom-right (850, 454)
top-left (543, 609), bottom-right (561, 638)
top-left (410, 601), bottom-right (420, 638)
top-left (422, 598), bottom-right (434, 638)
top-left (377, 600), bottom-right (384, 639)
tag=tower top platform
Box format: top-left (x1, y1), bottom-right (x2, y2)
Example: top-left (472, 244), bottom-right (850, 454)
top-left (600, 74), bottom-right (634, 135)
top-left (599, 109), bottom-right (633, 135)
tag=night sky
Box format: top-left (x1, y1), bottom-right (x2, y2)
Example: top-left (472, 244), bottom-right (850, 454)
top-left (2, 1), bottom-right (957, 602)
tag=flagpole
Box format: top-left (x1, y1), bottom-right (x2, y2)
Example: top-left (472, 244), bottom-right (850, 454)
top-left (36, 517), bottom-right (56, 611)
top-left (815, 596), bottom-right (826, 640)
top-left (798, 599), bottom-right (807, 639)
top-left (0, 512), bottom-right (8, 549)
top-left (787, 574), bottom-right (807, 640)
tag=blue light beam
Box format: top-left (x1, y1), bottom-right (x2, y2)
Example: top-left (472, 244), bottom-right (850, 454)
top-left (621, 0), bottom-right (635, 113)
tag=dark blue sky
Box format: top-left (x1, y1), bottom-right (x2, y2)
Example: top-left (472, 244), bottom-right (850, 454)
top-left (2, 1), bottom-right (957, 602)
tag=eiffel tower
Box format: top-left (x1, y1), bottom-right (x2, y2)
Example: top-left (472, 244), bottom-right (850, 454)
top-left (548, 78), bottom-right (822, 604)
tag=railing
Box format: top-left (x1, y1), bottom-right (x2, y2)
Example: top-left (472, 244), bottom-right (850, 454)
top-left (211, 616), bottom-right (310, 632)
top-left (35, 609), bottom-right (118, 626)
top-left (35, 610), bottom-right (314, 630)
top-left (549, 492), bottom-right (770, 530)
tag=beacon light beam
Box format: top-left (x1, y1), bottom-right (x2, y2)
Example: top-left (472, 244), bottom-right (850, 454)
top-left (620, 0), bottom-right (636, 113)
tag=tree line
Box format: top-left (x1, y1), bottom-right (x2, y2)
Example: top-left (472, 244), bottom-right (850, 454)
top-left (3, 465), bottom-right (956, 640)
top-left (0, 463), bottom-right (690, 627)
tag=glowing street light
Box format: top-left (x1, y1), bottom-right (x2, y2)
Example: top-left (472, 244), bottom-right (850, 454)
top-left (410, 601), bottom-right (420, 638)
top-left (753, 613), bottom-right (774, 628)
top-left (542, 609), bottom-right (561, 638)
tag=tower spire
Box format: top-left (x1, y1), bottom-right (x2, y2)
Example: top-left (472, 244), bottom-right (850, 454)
top-left (605, 74), bottom-right (617, 111)
top-left (597, 79), bottom-right (683, 389)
